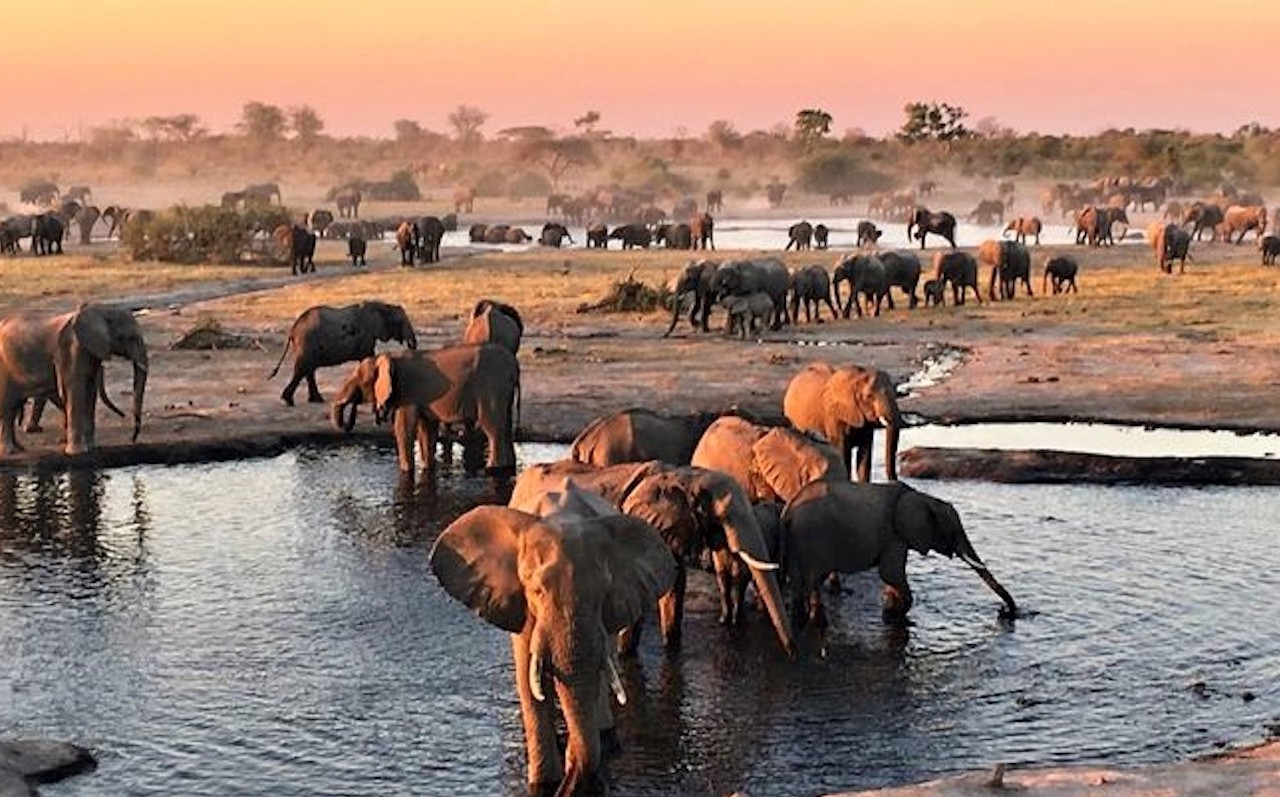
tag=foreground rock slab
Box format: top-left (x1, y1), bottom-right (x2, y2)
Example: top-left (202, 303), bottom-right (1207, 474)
top-left (829, 740), bottom-right (1280, 797)
top-left (0, 740), bottom-right (96, 795)
top-left (899, 446), bottom-right (1280, 485)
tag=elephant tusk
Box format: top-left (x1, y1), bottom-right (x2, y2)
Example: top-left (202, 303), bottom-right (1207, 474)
top-left (605, 652), bottom-right (627, 706)
top-left (529, 653), bottom-right (545, 702)
top-left (959, 552), bottom-right (987, 570)
top-left (737, 550), bottom-right (780, 571)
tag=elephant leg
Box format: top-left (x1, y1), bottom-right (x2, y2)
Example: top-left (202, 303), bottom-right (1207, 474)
top-left (392, 408), bottom-right (417, 472)
top-left (305, 372), bottom-right (323, 403)
top-left (280, 364), bottom-right (307, 406)
top-left (657, 564), bottom-right (687, 650)
top-left (711, 549), bottom-right (735, 626)
top-left (511, 633), bottom-right (564, 790)
top-left (0, 398), bottom-right (25, 455)
top-left (878, 552), bottom-right (914, 624)
top-left (806, 588), bottom-right (831, 657)
top-left (853, 426), bottom-right (874, 483)
top-left (23, 397), bottom-right (47, 433)
top-left (462, 423), bottom-right (488, 474)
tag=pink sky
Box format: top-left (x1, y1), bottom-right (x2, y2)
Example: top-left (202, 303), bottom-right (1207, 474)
top-left (2, 0), bottom-right (1274, 141)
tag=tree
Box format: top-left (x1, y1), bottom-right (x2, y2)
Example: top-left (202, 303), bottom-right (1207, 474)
top-left (573, 110), bottom-right (601, 135)
top-left (393, 119), bottom-right (423, 142)
top-left (448, 104), bottom-right (489, 147)
top-left (898, 101), bottom-right (972, 144)
top-left (794, 108), bottom-right (833, 147)
top-left (495, 125), bottom-right (554, 143)
top-left (517, 137), bottom-right (599, 191)
top-left (238, 101), bottom-right (286, 142)
top-left (289, 105), bottom-right (325, 144)
top-left (706, 119), bottom-right (742, 151)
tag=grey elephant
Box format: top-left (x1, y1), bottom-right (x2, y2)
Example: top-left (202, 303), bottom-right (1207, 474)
top-left (831, 253), bottom-right (888, 318)
top-left (785, 221), bottom-right (814, 251)
top-left (431, 498), bottom-right (676, 797)
top-left (74, 204), bottom-right (101, 245)
top-left (333, 186), bottom-right (362, 218)
top-left (664, 258), bottom-right (720, 336)
top-left (709, 258), bottom-right (790, 330)
top-left (783, 361), bottom-right (902, 482)
top-left (347, 236), bottom-right (367, 267)
top-left (608, 223), bottom-right (651, 249)
top-left (462, 299), bottom-right (523, 355)
top-left (721, 291), bottom-right (773, 338)
top-left (977, 240), bottom-right (1032, 301)
top-left (813, 223), bottom-right (829, 249)
top-left (31, 213), bottom-right (64, 256)
top-left (877, 251), bottom-right (923, 309)
top-left (585, 222), bottom-right (609, 249)
top-left (921, 278), bottom-right (945, 307)
top-left (509, 460), bottom-right (796, 656)
top-left (307, 209), bottom-right (335, 236)
top-left (788, 264), bottom-right (838, 323)
top-left (906, 207), bottom-right (957, 249)
top-left (654, 223), bottom-right (693, 249)
top-left (1183, 201), bottom-right (1225, 242)
top-left (538, 222), bottom-right (574, 248)
top-left (1148, 222), bottom-right (1192, 274)
top-left (415, 216), bottom-right (445, 263)
top-left (856, 220), bottom-right (883, 247)
top-left (690, 415), bottom-right (847, 504)
top-left (932, 250), bottom-right (982, 305)
top-left (782, 480), bottom-right (1018, 653)
top-left (331, 344), bottom-right (520, 476)
top-left (1261, 234), bottom-right (1280, 265)
top-left (1042, 255), bottom-right (1079, 294)
top-left (288, 225), bottom-right (317, 275)
top-left (0, 304), bottom-right (147, 456)
top-left (571, 407), bottom-right (719, 466)
top-left (268, 301), bottom-right (417, 406)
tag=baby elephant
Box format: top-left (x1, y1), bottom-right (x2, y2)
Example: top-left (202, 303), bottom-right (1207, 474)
top-left (856, 220), bottom-right (882, 247)
top-left (1261, 234), bottom-right (1280, 265)
top-left (721, 292), bottom-right (773, 339)
top-left (347, 235), bottom-right (367, 267)
top-left (922, 278), bottom-right (945, 307)
top-left (1042, 256), bottom-right (1079, 294)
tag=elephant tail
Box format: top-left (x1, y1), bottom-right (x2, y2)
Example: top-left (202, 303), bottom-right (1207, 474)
top-left (266, 333), bottom-right (293, 380)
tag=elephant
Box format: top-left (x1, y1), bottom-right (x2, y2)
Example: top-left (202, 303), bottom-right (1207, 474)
top-left (1222, 205), bottom-right (1268, 244)
top-left (504, 227), bottom-right (533, 245)
top-left (709, 258), bottom-right (790, 330)
top-left (705, 189), bottom-right (723, 213)
top-left (0, 216), bottom-right (28, 254)
top-left (1074, 205), bottom-right (1128, 246)
top-left (244, 182), bottom-right (282, 206)
top-left (268, 301), bottom-right (418, 406)
top-left (1002, 216), bottom-right (1042, 246)
top-left (932, 250), bottom-right (982, 305)
top-left (906, 207), bottom-right (957, 249)
top-left (307, 208), bottom-right (335, 235)
top-left (1261, 234), bottom-right (1280, 265)
top-left (856, 220), bottom-right (882, 248)
top-left (468, 223), bottom-right (489, 243)
top-left (334, 186), bottom-right (362, 218)
top-left (813, 223), bottom-right (829, 250)
top-left (721, 292), bottom-right (773, 339)
top-left (57, 200), bottom-right (82, 233)
top-left (65, 185), bottom-right (92, 203)
top-left (31, 213), bottom-right (65, 255)
top-left (430, 498), bottom-right (676, 797)
top-left (977, 240), bottom-right (1032, 301)
top-left (638, 206), bottom-right (667, 228)
top-left (781, 480), bottom-right (1018, 652)
top-left (831, 253), bottom-right (888, 318)
top-left (482, 224), bottom-right (511, 245)
top-left (585, 222), bottom-right (609, 249)
top-left (785, 221), bottom-right (814, 251)
top-left (967, 199), bottom-right (1005, 225)
top-left (921, 278), bottom-right (945, 307)
top-left (19, 180), bottom-right (59, 206)
top-left (664, 258), bottom-right (720, 336)
top-left (395, 222), bottom-right (417, 265)
top-left (539, 222), bottom-right (574, 248)
top-left (415, 216), bottom-right (445, 263)
top-left (876, 250), bottom-right (922, 309)
top-left (0, 304), bottom-right (148, 457)
top-left (101, 206), bottom-right (128, 239)
top-left (653, 223), bottom-right (692, 250)
top-left (288, 225), bottom-right (317, 275)
top-left (764, 181), bottom-right (787, 208)
top-left (571, 407), bottom-right (718, 466)
top-left (1042, 255), bottom-right (1079, 294)
top-left (330, 343), bottom-right (520, 476)
top-left (690, 212), bottom-right (715, 250)
top-left (608, 223), bottom-right (651, 249)
top-left (1184, 202), bottom-right (1225, 242)
top-left (508, 460), bottom-right (796, 656)
top-left (996, 180), bottom-right (1016, 210)
top-left (347, 236), bottom-right (367, 267)
top-left (690, 415), bottom-right (847, 504)
top-left (1148, 222), bottom-right (1192, 274)
top-left (220, 190), bottom-right (246, 209)
top-left (788, 264), bottom-right (838, 323)
top-left (783, 361), bottom-right (902, 482)
top-left (463, 299), bottom-right (523, 355)
top-left (452, 186), bottom-right (476, 213)
top-left (74, 204), bottom-right (101, 245)
top-left (917, 179), bottom-right (936, 197)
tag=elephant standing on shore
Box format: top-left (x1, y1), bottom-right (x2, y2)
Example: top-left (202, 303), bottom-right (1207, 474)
top-left (932, 250), bottom-right (982, 305)
top-left (307, 209), bottom-right (335, 236)
top-left (74, 205), bottom-right (101, 245)
top-left (1261, 234), bottom-right (1280, 265)
top-left (415, 216), bottom-right (445, 263)
top-left (1183, 202), bottom-right (1224, 242)
top-left (856, 220), bottom-right (882, 248)
top-left (571, 407), bottom-right (718, 466)
top-left (876, 251), bottom-right (922, 309)
top-left (654, 223), bottom-right (693, 249)
top-left (832, 253), bottom-right (888, 318)
top-left (431, 499), bottom-right (675, 797)
top-left (788, 264), bottom-right (838, 323)
top-left (978, 240), bottom-right (1032, 301)
top-left (906, 207), bottom-right (957, 249)
top-left (452, 186), bottom-right (476, 213)
top-left (665, 259), bottom-right (720, 336)
top-left (1042, 255), bottom-right (1079, 294)
top-left (782, 480), bottom-right (1018, 653)
top-left (710, 258), bottom-right (790, 330)
top-left (813, 223), bottom-right (829, 249)
top-left (690, 212), bottom-right (715, 250)
top-left (786, 221), bottom-right (814, 250)
top-left (608, 223), bottom-right (651, 249)
top-left (967, 199), bottom-right (1005, 225)
top-left (31, 213), bottom-right (65, 255)
top-left (1222, 205), bottom-right (1268, 243)
top-left (538, 222), bottom-right (573, 248)
top-left (784, 361), bottom-right (902, 482)
top-left (268, 301), bottom-right (417, 406)
top-left (1148, 222), bottom-right (1192, 274)
top-left (1002, 216), bottom-right (1042, 246)
top-left (462, 299), bottom-right (523, 355)
top-left (586, 222), bottom-right (609, 249)
top-left (334, 187), bottom-right (362, 218)
top-left (0, 304), bottom-right (148, 457)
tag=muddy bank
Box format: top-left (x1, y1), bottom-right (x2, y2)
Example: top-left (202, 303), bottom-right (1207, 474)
top-left (899, 446), bottom-right (1280, 485)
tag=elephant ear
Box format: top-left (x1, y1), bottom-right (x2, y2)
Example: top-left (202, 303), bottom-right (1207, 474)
top-left (430, 505), bottom-right (535, 633)
top-left (824, 366), bottom-right (876, 429)
top-left (892, 485), bottom-right (960, 557)
top-left (372, 354), bottom-right (397, 413)
top-left (596, 514), bottom-right (677, 634)
top-left (71, 306), bottom-right (113, 361)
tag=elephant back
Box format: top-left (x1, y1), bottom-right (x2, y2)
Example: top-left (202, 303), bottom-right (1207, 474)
top-left (690, 415), bottom-right (770, 500)
top-left (782, 362), bottom-right (836, 436)
top-left (571, 409), bottom-right (696, 466)
top-left (752, 427), bottom-right (847, 503)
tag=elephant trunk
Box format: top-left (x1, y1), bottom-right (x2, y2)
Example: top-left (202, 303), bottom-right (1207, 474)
top-left (130, 355), bottom-right (148, 443)
top-left (882, 417), bottom-right (900, 481)
top-left (663, 291), bottom-right (687, 338)
top-left (331, 399), bottom-right (358, 432)
top-left (957, 543), bottom-right (1018, 617)
top-left (726, 524), bottom-right (797, 659)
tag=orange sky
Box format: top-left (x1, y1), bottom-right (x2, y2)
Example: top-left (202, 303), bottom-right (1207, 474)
top-left (2, 0), bottom-right (1274, 141)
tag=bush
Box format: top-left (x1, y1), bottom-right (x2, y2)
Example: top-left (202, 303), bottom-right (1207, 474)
top-left (122, 205), bottom-right (292, 264)
top-left (796, 149), bottom-right (895, 197)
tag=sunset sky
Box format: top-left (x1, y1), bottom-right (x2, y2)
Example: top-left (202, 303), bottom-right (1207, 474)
top-left (3, 0), bottom-right (1274, 142)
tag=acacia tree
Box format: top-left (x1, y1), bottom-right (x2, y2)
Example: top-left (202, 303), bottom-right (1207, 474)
top-left (448, 105), bottom-right (489, 147)
top-left (517, 136), bottom-right (598, 191)
top-left (794, 108), bottom-right (833, 148)
top-left (289, 105), bottom-right (325, 144)
top-left (393, 119), bottom-right (424, 141)
top-left (898, 101), bottom-right (971, 143)
top-left (238, 101), bottom-right (287, 142)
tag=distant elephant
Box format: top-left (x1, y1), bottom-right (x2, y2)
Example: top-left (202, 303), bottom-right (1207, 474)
top-left (967, 199), bottom-right (1005, 225)
top-left (19, 180), bottom-right (59, 206)
top-left (508, 460), bottom-right (796, 656)
top-left (788, 264), bottom-right (838, 323)
top-left (831, 253), bottom-right (888, 318)
top-left (781, 480), bottom-right (1018, 652)
top-left (289, 224), bottom-right (317, 274)
top-left (571, 407), bottom-right (718, 466)
top-left (31, 213), bottom-right (64, 255)
top-left (331, 343), bottom-right (520, 476)
top-left (244, 182), bottom-right (282, 206)
top-left (586, 222), bottom-right (609, 249)
top-left (468, 223), bottom-right (489, 243)
top-left (101, 206), bottom-right (128, 239)
top-left (538, 222), bottom-right (573, 248)
top-left (220, 190), bottom-right (246, 209)
top-left (307, 208), bottom-right (334, 235)
top-left (504, 227), bottom-right (533, 244)
top-left (813, 224), bottom-right (829, 250)
top-left (856, 220), bottom-right (882, 247)
top-left (396, 222), bottom-right (417, 265)
top-left (1148, 222), bottom-right (1192, 274)
top-left (691, 415), bottom-right (847, 504)
top-left (334, 186), bottom-right (362, 218)
top-left (665, 258), bottom-right (720, 336)
top-left (608, 223), bottom-right (651, 249)
top-left (654, 223), bottom-right (692, 249)
top-left (921, 278), bottom-right (945, 306)
top-left (996, 180), bottom-right (1015, 209)
top-left (0, 304), bottom-right (148, 457)
top-left (638, 206), bottom-right (667, 228)
top-left (705, 189), bottom-right (723, 213)
top-left (875, 250), bottom-right (922, 309)
top-left (932, 250), bottom-right (982, 305)
top-left (1261, 234), bottom-right (1280, 265)
top-left (452, 186), bottom-right (475, 213)
top-left (1184, 202), bottom-right (1225, 242)
top-left (764, 181), bottom-right (787, 208)
top-left (785, 221), bottom-right (814, 251)
top-left (783, 361), bottom-right (902, 482)
top-left (463, 299), bottom-right (523, 355)
top-left (482, 224), bottom-right (510, 244)
top-left (1042, 255), bottom-right (1079, 294)
top-left (269, 301), bottom-right (418, 406)
top-left (430, 499), bottom-right (676, 797)
top-left (690, 212), bottom-right (715, 250)
top-left (75, 204), bottom-right (101, 245)
top-left (709, 258), bottom-right (790, 330)
top-left (1002, 216), bottom-right (1042, 246)
top-left (1222, 205), bottom-right (1268, 244)
top-left (906, 207), bottom-right (957, 249)
top-left (347, 236), bottom-right (367, 267)
top-left (440, 213), bottom-right (459, 232)
top-left (64, 185), bottom-right (91, 203)
top-left (1076, 204), bottom-right (1130, 245)
top-left (721, 291), bottom-right (773, 338)
top-left (415, 216), bottom-right (445, 263)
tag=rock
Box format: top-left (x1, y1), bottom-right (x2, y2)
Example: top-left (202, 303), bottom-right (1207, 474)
top-left (899, 447), bottom-right (1280, 486)
top-left (0, 768), bottom-right (35, 797)
top-left (0, 740), bottom-right (96, 786)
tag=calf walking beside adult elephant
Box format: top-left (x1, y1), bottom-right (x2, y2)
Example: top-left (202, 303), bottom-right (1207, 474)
top-left (784, 362), bottom-right (902, 482)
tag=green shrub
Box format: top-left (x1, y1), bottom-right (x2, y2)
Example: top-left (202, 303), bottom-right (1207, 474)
top-left (122, 205), bottom-right (293, 264)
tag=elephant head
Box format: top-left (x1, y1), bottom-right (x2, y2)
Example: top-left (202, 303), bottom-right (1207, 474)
top-left (60, 304), bottom-right (148, 449)
top-left (430, 503), bottom-right (676, 796)
top-left (784, 362), bottom-right (901, 482)
top-left (664, 259), bottom-right (717, 337)
top-left (465, 299), bottom-right (523, 354)
top-left (367, 302), bottom-right (417, 350)
top-left (330, 356), bottom-right (378, 431)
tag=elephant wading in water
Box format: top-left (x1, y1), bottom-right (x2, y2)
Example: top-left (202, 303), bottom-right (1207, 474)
top-left (906, 207), bottom-right (957, 249)
top-left (430, 496), bottom-right (676, 797)
top-left (268, 302), bottom-right (417, 406)
top-left (0, 304), bottom-right (148, 456)
top-left (691, 415), bottom-right (847, 504)
top-left (571, 407), bottom-right (719, 466)
top-left (784, 362), bottom-right (902, 482)
top-left (782, 480), bottom-right (1018, 654)
top-left (331, 344), bottom-right (520, 476)
top-left (462, 299), bottom-right (523, 354)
